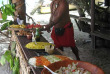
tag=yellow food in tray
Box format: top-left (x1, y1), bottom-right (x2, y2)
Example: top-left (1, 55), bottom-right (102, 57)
top-left (10, 24), bottom-right (26, 28)
top-left (10, 24), bottom-right (20, 28)
top-left (25, 42), bottom-right (54, 49)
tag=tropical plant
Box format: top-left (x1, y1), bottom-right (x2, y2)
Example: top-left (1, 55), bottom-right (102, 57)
top-left (0, 0), bottom-right (15, 31)
top-left (0, 0), bottom-right (15, 20)
top-left (0, 41), bottom-right (20, 74)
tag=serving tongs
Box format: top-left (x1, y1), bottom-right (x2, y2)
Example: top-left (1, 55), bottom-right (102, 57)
top-left (43, 65), bottom-right (58, 74)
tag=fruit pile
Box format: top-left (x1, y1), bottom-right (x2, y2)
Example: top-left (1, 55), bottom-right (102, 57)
top-left (9, 24), bottom-right (42, 29)
top-left (26, 24), bottom-right (42, 29)
top-left (17, 30), bottom-right (31, 36)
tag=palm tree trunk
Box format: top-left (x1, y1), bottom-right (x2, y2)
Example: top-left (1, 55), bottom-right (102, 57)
top-left (12, 0), bottom-right (26, 24)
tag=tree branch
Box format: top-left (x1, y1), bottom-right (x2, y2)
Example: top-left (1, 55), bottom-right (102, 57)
top-left (0, 30), bottom-right (10, 38)
top-left (70, 14), bottom-right (91, 22)
top-left (25, 13), bottom-right (36, 24)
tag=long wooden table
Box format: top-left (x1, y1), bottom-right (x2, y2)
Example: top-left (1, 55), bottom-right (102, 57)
top-left (11, 30), bottom-right (63, 74)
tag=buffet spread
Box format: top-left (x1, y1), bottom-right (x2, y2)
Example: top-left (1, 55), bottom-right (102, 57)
top-left (9, 24), bottom-right (105, 74)
top-left (9, 24), bottom-right (71, 74)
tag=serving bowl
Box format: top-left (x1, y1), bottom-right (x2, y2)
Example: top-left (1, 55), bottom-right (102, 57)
top-left (41, 59), bottom-right (104, 74)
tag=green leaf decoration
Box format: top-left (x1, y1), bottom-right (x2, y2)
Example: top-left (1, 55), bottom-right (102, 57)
top-left (0, 55), bottom-right (6, 65)
top-left (3, 50), bottom-right (12, 61)
top-left (0, 49), bottom-right (20, 74)
top-left (1, 0), bottom-right (15, 21)
top-left (2, 13), bottom-right (7, 20)
top-left (9, 0), bottom-right (11, 4)
top-left (12, 4), bottom-right (15, 9)
top-left (10, 59), bottom-right (14, 70)
top-left (11, 41), bottom-right (16, 56)
top-left (12, 57), bottom-right (19, 74)
top-left (1, 22), bottom-right (8, 31)
top-left (0, 20), bottom-right (9, 23)
top-left (1, 23), bottom-right (7, 31)
top-left (5, 4), bottom-right (15, 16)
top-left (2, 1), bottom-right (4, 5)
top-left (1, 21), bottom-right (12, 31)
top-left (0, 1), bottom-right (18, 73)
top-left (0, 50), bottom-right (13, 65)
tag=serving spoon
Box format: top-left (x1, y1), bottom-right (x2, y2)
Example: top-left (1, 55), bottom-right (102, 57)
top-left (43, 65), bottom-right (58, 74)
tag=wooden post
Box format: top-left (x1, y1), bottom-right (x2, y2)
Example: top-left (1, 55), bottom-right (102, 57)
top-left (91, 0), bottom-right (95, 49)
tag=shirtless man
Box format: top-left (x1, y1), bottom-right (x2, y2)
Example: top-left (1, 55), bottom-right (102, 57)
top-left (40, 0), bottom-right (80, 60)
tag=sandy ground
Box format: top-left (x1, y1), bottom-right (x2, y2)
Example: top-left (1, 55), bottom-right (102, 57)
top-left (0, 11), bottom-right (110, 74)
top-left (0, 33), bottom-right (12, 74)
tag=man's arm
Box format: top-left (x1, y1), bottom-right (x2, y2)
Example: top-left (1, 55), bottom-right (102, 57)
top-left (39, 0), bottom-right (68, 31)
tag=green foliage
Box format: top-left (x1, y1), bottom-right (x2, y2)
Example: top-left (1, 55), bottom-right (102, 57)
top-left (0, 0), bottom-right (15, 20)
top-left (0, 20), bottom-right (9, 23)
top-left (0, 0), bottom-right (15, 31)
top-left (0, 50), bottom-right (12, 65)
top-left (11, 41), bottom-right (16, 56)
top-left (0, 55), bottom-right (6, 65)
top-left (12, 57), bottom-right (19, 74)
top-left (0, 21), bottom-right (12, 31)
top-left (0, 41), bottom-right (19, 74)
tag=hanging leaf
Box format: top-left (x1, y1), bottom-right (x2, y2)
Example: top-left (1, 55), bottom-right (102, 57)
top-left (12, 4), bottom-right (15, 9)
top-left (9, 0), bottom-right (11, 4)
top-left (2, 1), bottom-right (4, 5)
top-left (0, 50), bottom-right (20, 74)
top-left (12, 57), bottom-right (19, 74)
top-left (0, 0), bottom-right (15, 21)
top-left (10, 59), bottom-right (14, 70)
top-left (11, 41), bottom-right (16, 56)
top-left (3, 50), bottom-right (12, 62)
top-left (0, 55), bottom-right (6, 65)
top-left (1, 21), bottom-right (10, 31)
top-left (2, 12), bottom-right (7, 20)
top-left (0, 20), bottom-right (9, 23)
top-left (0, 50), bottom-right (12, 65)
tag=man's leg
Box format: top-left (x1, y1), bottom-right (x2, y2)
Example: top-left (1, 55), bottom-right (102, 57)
top-left (58, 47), bottom-right (64, 51)
top-left (71, 46), bottom-right (80, 60)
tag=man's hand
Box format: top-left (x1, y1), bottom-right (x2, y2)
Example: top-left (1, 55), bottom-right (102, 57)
top-left (46, 28), bottom-right (51, 33)
top-left (45, 25), bottom-right (51, 33)
top-left (39, 25), bottom-right (51, 33)
top-left (39, 26), bottom-right (44, 31)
